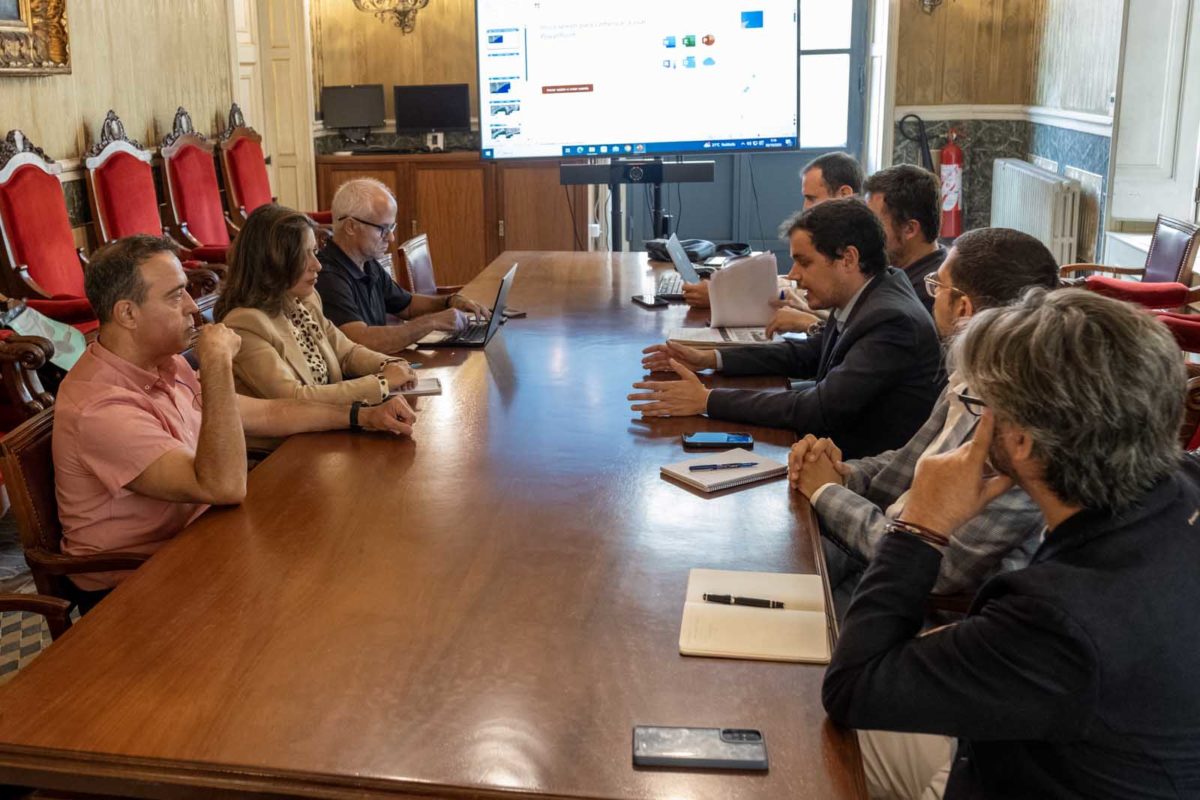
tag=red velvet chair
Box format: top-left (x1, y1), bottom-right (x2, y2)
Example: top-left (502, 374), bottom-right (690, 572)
top-left (1063, 215), bottom-right (1200, 313)
top-left (0, 131), bottom-right (98, 335)
top-left (84, 110), bottom-right (226, 296)
top-left (160, 107), bottom-right (239, 262)
top-left (217, 103), bottom-right (332, 226)
top-left (1080, 275), bottom-right (1200, 310)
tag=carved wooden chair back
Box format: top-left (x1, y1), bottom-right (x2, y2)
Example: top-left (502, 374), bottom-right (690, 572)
top-left (84, 109), bottom-right (164, 243)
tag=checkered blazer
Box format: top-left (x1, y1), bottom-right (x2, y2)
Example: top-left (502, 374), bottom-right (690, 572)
top-left (813, 387), bottom-right (1045, 595)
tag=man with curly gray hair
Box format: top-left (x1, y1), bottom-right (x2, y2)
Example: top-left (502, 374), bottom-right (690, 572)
top-left (822, 288), bottom-right (1200, 799)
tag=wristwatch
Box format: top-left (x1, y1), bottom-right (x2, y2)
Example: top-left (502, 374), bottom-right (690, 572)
top-left (349, 401), bottom-right (363, 432)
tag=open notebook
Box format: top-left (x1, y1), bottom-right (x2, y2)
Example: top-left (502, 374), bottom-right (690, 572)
top-left (661, 447), bottom-right (786, 493)
top-left (679, 568), bottom-right (830, 664)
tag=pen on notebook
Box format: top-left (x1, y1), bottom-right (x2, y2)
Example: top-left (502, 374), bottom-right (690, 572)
top-left (702, 594), bottom-right (785, 609)
top-left (688, 462), bottom-right (758, 472)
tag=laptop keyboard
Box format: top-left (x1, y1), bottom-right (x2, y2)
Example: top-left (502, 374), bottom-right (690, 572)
top-left (656, 272), bottom-right (684, 298)
top-left (452, 320), bottom-right (490, 343)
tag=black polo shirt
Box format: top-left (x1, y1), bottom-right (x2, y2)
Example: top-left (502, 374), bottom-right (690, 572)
top-left (900, 245), bottom-right (947, 314)
top-left (315, 240), bottom-right (413, 327)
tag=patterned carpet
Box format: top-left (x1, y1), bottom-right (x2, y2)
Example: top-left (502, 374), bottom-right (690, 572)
top-left (0, 513), bottom-right (51, 685)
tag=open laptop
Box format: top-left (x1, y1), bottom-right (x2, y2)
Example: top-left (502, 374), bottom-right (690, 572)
top-left (655, 234), bottom-right (702, 300)
top-left (417, 263), bottom-right (518, 347)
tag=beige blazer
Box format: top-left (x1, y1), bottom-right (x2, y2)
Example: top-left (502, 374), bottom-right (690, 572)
top-left (223, 293), bottom-right (393, 405)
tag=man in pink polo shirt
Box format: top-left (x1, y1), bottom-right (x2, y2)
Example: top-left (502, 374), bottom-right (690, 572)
top-left (53, 235), bottom-right (417, 608)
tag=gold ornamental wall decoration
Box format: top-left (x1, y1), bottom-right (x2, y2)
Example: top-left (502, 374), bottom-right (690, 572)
top-left (0, 0), bottom-right (70, 76)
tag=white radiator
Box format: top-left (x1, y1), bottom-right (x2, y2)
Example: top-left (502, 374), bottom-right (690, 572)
top-left (990, 158), bottom-right (1081, 265)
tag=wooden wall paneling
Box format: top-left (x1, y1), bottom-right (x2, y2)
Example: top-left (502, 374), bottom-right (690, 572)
top-left (1033, 0), bottom-right (1122, 113)
top-left (411, 161), bottom-right (493, 286)
top-left (894, 0), bottom-right (1038, 106)
top-left (495, 161), bottom-right (588, 252)
top-left (895, 2), bottom-right (946, 105)
top-left (313, 0), bottom-right (479, 120)
top-left (0, 1), bottom-right (233, 159)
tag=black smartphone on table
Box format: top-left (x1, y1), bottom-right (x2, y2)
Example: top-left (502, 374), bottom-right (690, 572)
top-left (682, 432), bottom-right (754, 449)
top-left (632, 294), bottom-right (669, 308)
top-left (632, 726), bottom-right (768, 770)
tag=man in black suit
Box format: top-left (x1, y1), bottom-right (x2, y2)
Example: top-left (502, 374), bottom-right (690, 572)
top-left (824, 289), bottom-right (1200, 799)
top-left (631, 198), bottom-right (944, 460)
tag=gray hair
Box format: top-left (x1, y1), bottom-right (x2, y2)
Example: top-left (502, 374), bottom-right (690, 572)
top-left (955, 288), bottom-right (1183, 511)
top-left (331, 178), bottom-right (395, 232)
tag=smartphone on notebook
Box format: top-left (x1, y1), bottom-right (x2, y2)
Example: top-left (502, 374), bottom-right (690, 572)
top-left (682, 432), bottom-right (754, 449)
top-left (632, 726), bottom-right (768, 770)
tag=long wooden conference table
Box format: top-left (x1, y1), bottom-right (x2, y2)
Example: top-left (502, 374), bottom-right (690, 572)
top-left (0, 252), bottom-right (866, 799)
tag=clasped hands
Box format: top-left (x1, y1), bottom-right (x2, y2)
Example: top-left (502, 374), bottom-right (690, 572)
top-left (789, 412), bottom-right (1015, 542)
top-left (628, 342), bottom-right (716, 418)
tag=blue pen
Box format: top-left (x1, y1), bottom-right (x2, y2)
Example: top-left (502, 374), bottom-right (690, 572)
top-left (779, 289), bottom-right (785, 300)
top-left (689, 462), bottom-right (758, 472)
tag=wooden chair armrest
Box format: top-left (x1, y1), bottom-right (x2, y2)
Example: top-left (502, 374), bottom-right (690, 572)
top-left (175, 222), bottom-right (204, 249)
top-left (76, 247), bottom-right (89, 267)
top-left (925, 592), bottom-right (974, 615)
top-left (0, 333), bottom-right (53, 369)
top-left (26, 549), bottom-right (151, 576)
top-left (4, 264), bottom-right (52, 300)
top-left (1059, 263), bottom-right (1145, 278)
top-left (184, 266), bottom-right (221, 299)
top-left (224, 213), bottom-right (241, 237)
top-left (437, 285), bottom-right (466, 296)
top-left (0, 593), bottom-right (73, 639)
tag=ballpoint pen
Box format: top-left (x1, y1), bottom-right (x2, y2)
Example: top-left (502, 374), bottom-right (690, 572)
top-left (688, 462), bottom-right (757, 472)
top-left (702, 594), bottom-right (785, 609)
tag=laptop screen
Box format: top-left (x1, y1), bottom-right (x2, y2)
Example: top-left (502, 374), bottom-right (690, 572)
top-left (481, 263), bottom-right (518, 340)
top-left (665, 234), bottom-right (701, 283)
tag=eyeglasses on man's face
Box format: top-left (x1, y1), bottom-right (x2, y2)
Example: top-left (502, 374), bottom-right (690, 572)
top-left (956, 391), bottom-right (987, 417)
top-left (924, 273), bottom-right (964, 299)
top-left (339, 215), bottom-right (396, 239)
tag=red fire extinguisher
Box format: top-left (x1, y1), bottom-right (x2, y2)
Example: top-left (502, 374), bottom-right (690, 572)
top-left (939, 128), bottom-right (964, 239)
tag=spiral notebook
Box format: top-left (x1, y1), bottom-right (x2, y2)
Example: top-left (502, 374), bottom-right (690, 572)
top-left (660, 447), bottom-right (787, 493)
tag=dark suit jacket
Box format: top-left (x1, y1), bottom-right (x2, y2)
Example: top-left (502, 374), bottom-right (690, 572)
top-left (706, 267), bottom-right (944, 459)
top-left (823, 457), bottom-right (1200, 799)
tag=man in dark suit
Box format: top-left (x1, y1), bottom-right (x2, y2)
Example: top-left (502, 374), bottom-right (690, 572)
top-left (824, 289), bottom-right (1200, 799)
top-left (631, 198), bottom-right (944, 460)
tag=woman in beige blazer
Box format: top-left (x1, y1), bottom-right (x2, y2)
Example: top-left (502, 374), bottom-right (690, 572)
top-left (215, 204), bottom-right (417, 406)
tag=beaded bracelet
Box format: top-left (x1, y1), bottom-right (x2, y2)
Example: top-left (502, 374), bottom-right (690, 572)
top-left (886, 519), bottom-right (950, 549)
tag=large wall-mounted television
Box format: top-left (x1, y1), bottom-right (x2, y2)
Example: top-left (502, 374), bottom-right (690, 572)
top-left (476, 1), bottom-right (799, 160)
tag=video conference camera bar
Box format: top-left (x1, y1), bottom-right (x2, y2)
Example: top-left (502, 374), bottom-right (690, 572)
top-left (560, 159), bottom-right (715, 251)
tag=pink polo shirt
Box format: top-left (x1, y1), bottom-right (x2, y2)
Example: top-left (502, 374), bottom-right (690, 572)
top-left (53, 343), bottom-right (210, 590)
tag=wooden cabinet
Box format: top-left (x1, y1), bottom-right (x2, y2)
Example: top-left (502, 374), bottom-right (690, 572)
top-left (316, 152), bottom-right (587, 287)
top-left (494, 160), bottom-right (587, 251)
top-left (409, 160), bottom-right (495, 287)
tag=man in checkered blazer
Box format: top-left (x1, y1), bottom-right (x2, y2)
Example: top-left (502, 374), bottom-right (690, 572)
top-left (789, 228), bottom-right (1061, 599)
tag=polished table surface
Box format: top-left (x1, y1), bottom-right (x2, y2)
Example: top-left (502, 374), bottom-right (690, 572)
top-left (0, 252), bottom-right (865, 799)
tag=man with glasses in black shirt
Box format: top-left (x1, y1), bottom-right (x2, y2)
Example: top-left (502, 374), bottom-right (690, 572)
top-left (316, 178), bottom-right (490, 354)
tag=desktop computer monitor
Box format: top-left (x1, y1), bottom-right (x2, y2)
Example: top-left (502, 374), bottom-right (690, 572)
top-left (394, 84), bottom-right (472, 134)
top-left (320, 85), bottom-right (386, 130)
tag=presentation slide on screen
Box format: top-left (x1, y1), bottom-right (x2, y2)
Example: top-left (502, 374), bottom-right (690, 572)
top-left (477, 0), bottom-right (798, 159)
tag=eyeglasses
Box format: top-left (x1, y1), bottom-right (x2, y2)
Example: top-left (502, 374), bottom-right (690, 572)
top-left (956, 391), bottom-right (987, 417)
top-left (924, 274), bottom-right (964, 298)
top-left (338, 215), bottom-right (397, 239)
